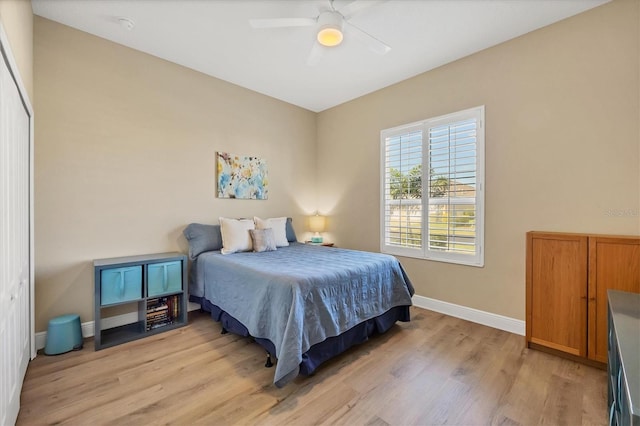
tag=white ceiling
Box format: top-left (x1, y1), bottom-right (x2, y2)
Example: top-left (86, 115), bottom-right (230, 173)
top-left (31, 0), bottom-right (609, 112)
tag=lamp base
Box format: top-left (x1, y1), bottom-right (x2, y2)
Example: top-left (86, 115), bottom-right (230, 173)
top-left (311, 236), bottom-right (323, 243)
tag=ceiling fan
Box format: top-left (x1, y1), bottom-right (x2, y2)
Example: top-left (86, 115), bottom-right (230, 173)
top-left (249, 0), bottom-right (391, 66)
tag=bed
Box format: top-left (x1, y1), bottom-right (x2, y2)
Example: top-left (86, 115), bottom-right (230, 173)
top-left (184, 220), bottom-right (414, 387)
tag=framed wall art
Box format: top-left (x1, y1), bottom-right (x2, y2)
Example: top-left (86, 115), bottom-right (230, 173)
top-left (216, 152), bottom-right (268, 200)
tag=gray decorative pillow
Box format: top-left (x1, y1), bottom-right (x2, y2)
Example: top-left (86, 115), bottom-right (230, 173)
top-left (285, 217), bottom-right (297, 242)
top-left (183, 223), bottom-right (223, 260)
top-left (250, 228), bottom-right (277, 253)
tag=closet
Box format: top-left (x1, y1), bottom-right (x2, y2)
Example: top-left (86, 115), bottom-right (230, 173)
top-left (526, 232), bottom-right (640, 364)
top-left (0, 26), bottom-right (34, 425)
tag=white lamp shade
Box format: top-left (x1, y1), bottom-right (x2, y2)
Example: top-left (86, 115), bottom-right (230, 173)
top-left (309, 215), bottom-right (326, 233)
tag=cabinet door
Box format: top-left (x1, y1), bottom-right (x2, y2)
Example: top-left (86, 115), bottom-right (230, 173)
top-left (588, 236), bottom-right (640, 363)
top-left (526, 233), bottom-right (588, 356)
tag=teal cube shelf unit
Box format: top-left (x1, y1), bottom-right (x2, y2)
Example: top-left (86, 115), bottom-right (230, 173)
top-left (94, 252), bottom-right (188, 350)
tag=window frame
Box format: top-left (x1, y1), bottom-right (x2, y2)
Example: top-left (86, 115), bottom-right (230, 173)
top-left (379, 106), bottom-right (485, 267)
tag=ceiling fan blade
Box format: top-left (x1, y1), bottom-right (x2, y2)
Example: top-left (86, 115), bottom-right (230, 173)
top-left (249, 18), bottom-right (316, 29)
top-left (306, 42), bottom-right (325, 66)
top-left (338, 0), bottom-right (387, 20)
top-left (346, 22), bottom-right (391, 55)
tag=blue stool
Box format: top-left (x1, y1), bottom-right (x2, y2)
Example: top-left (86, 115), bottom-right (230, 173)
top-left (44, 314), bottom-right (83, 355)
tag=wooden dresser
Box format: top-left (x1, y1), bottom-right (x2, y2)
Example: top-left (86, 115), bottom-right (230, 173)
top-left (526, 232), bottom-right (640, 365)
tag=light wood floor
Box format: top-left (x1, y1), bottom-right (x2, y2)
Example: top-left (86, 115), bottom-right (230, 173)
top-left (17, 307), bottom-right (607, 425)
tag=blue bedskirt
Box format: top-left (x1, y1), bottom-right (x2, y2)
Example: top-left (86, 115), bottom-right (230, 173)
top-left (193, 295), bottom-right (410, 377)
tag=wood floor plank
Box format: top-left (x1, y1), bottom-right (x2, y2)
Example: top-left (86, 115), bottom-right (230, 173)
top-left (16, 308), bottom-right (608, 426)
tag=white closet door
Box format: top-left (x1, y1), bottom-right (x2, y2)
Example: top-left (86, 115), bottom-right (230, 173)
top-left (0, 33), bottom-right (32, 426)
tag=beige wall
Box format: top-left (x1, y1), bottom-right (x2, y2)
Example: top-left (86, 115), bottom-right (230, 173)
top-left (34, 17), bottom-right (317, 331)
top-left (0, 0), bottom-right (33, 101)
top-left (317, 0), bottom-right (640, 320)
top-left (32, 0), bottom-right (640, 331)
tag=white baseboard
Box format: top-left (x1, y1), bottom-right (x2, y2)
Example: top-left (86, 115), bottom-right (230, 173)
top-left (36, 304), bottom-right (202, 350)
top-left (36, 298), bottom-right (523, 350)
top-left (412, 294), bottom-right (525, 336)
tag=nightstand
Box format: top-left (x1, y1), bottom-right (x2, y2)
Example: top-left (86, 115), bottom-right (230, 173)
top-left (305, 241), bottom-right (334, 247)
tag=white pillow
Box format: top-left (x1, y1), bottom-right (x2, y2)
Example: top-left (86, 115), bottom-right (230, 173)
top-left (219, 217), bottom-right (255, 255)
top-left (254, 216), bottom-right (289, 247)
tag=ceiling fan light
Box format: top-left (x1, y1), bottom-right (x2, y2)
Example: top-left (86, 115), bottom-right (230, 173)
top-left (317, 26), bottom-right (343, 47)
top-left (316, 11), bottom-right (344, 47)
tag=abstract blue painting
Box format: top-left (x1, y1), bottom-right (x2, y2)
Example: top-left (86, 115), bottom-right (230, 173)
top-left (216, 152), bottom-right (268, 200)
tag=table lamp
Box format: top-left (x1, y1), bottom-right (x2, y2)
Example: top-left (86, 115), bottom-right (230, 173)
top-left (309, 214), bottom-right (326, 243)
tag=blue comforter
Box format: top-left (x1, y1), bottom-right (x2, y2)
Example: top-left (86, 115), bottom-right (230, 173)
top-left (191, 243), bottom-right (414, 387)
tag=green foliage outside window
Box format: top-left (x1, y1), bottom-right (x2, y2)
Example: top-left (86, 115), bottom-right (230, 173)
top-left (388, 165), bottom-right (449, 200)
top-left (387, 166), bottom-right (476, 250)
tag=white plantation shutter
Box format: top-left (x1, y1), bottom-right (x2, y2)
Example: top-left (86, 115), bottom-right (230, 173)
top-left (380, 106), bottom-right (484, 267)
top-left (381, 125), bottom-right (423, 256)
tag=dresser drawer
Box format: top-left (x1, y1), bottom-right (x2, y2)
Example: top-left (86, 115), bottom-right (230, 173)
top-left (100, 266), bottom-right (142, 305)
top-left (147, 261), bottom-right (182, 297)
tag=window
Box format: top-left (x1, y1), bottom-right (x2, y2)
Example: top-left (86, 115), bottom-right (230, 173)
top-left (380, 106), bottom-right (484, 266)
